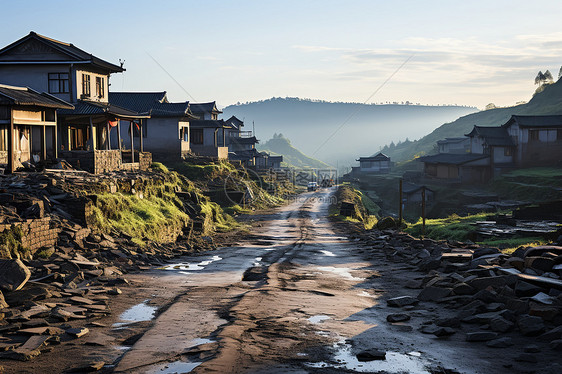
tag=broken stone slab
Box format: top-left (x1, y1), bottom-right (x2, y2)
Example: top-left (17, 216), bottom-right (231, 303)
top-left (490, 316), bottom-right (514, 333)
top-left (356, 349), bottom-right (386, 361)
top-left (538, 326), bottom-right (562, 342)
top-left (452, 283), bottom-right (475, 295)
top-left (4, 284), bottom-right (54, 306)
top-left (417, 287), bottom-right (451, 302)
top-left (71, 361), bottom-right (105, 372)
top-left (517, 314), bottom-right (545, 336)
top-left (465, 331), bottom-right (499, 342)
top-left (515, 353), bottom-right (538, 363)
top-left (0, 290), bottom-right (8, 309)
top-left (18, 326), bottom-right (65, 336)
top-left (551, 340), bottom-right (562, 351)
top-left (530, 292), bottom-right (555, 305)
top-left (499, 268), bottom-right (562, 290)
top-left (69, 296), bottom-right (96, 305)
top-left (466, 276), bottom-right (511, 291)
top-left (486, 337), bottom-right (514, 348)
top-left (387, 296), bottom-right (418, 307)
top-left (0, 259), bottom-right (31, 292)
top-left (386, 313), bottom-right (410, 323)
top-left (50, 307), bottom-right (86, 321)
top-left (66, 327), bottom-right (89, 338)
top-left (525, 256), bottom-right (555, 272)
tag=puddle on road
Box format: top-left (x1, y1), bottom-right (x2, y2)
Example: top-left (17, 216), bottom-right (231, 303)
top-left (113, 300), bottom-right (157, 328)
top-left (162, 255), bottom-right (222, 271)
top-left (145, 360), bottom-right (201, 374)
top-left (191, 337), bottom-right (215, 346)
top-left (320, 250), bottom-right (336, 257)
top-left (317, 266), bottom-right (363, 281)
top-left (308, 315), bottom-right (331, 324)
top-left (307, 340), bottom-right (431, 373)
top-left (253, 257), bottom-right (262, 266)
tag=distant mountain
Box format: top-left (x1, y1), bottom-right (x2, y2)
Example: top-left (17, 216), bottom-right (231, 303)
top-left (257, 135), bottom-right (331, 169)
top-left (382, 80), bottom-right (562, 162)
top-left (222, 98), bottom-right (477, 167)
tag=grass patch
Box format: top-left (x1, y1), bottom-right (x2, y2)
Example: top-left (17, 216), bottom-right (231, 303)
top-left (0, 226), bottom-right (28, 259)
top-left (332, 185), bottom-right (379, 230)
top-left (405, 213), bottom-right (489, 241)
top-left (478, 237), bottom-right (547, 254)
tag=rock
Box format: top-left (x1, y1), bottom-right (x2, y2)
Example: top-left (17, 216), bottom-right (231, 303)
top-left (436, 318), bottom-right (461, 328)
top-left (417, 287), bottom-right (451, 302)
top-left (66, 327), bottom-right (89, 338)
top-left (517, 314), bottom-right (545, 336)
top-left (18, 326), bottom-right (64, 336)
top-left (505, 298), bottom-right (529, 314)
top-left (71, 361), bottom-right (105, 372)
top-left (467, 276), bottom-right (508, 291)
top-left (452, 283), bottom-right (475, 295)
top-left (529, 304), bottom-right (559, 321)
top-left (539, 326), bottom-right (562, 342)
top-left (473, 247), bottom-right (500, 259)
top-left (515, 353), bottom-right (538, 363)
top-left (387, 313), bottom-right (410, 323)
top-left (505, 257), bottom-right (525, 271)
top-left (525, 256), bottom-right (555, 272)
top-left (432, 327), bottom-right (456, 337)
top-left (376, 217), bottom-right (396, 230)
top-left (514, 281), bottom-right (543, 297)
top-left (524, 345), bottom-right (540, 353)
top-left (357, 349), bottom-right (386, 361)
top-left (0, 290), bottom-right (8, 309)
top-left (490, 316), bottom-right (514, 333)
top-left (486, 337), bottom-right (514, 348)
top-left (550, 340), bottom-right (562, 351)
top-left (0, 259), bottom-right (31, 292)
top-left (473, 289), bottom-right (498, 303)
top-left (465, 331), bottom-right (499, 342)
top-left (4, 284), bottom-right (53, 306)
top-left (387, 296), bottom-right (418, 307)
top-left (530, 292), bottom-right (555, 305)
top-left (107, 287), bottom-right (122, 295)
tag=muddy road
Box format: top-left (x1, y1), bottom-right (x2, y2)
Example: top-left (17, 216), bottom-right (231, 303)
top-left (109, 188), bottom-right (515, 374)
top-left (7, 188), bottom-right (524, 373)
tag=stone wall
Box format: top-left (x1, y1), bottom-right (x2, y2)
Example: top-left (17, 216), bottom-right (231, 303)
top-left (0, 217), bottom-right (61, 254)
top-left (139, 152), bottom-right (152, 171)
top-left (0, 151), bottom-right (7, 165)
top-left (93, 150), bottom-right (122, 174)
top-left (60, 151), bottom-right (95, 173)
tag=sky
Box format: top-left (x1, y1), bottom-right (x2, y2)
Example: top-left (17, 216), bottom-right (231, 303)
top-left (2, 0), bottom-right (562, 108)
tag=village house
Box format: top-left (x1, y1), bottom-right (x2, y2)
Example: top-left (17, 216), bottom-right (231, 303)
top-left (189, 102), bottom-right (231, 159)
top-left (0, 32), bottom-right (151, 173)
top-left (222, 115), bottom-right (260, 166)
top-left (419, 114), bottom-right (562, 183)
top-left (356, 152), bottom-right (391, 174)
top-left (255, 151), bottom-right (284, 170)
top-left (109, 91), bottom-right (196, 161)
top-left (0, 84), bottom-right (73, 173)
top-left (437, 137), bottom-right (470, 154)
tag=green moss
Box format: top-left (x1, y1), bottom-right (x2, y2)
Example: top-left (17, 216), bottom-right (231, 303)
top-left (405, 212), bottom-right (488, 241)
top-left (35, 247), bottom-right (55, 259)
top-left (0, 226), bottom-right (29, 259)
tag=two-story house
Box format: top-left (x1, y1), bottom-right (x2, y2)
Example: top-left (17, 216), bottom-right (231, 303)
top-left (356, 152), bottom-right (391, 173)
top-left (0, 32), bottom-right (150, 173)
top-left (189, 102), bottom-right (231, 159)
top-left (437, 137), bottom-right (470, 154)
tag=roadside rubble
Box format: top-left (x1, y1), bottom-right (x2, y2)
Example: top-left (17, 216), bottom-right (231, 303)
top-left (0, 170), bottom-right (221, 365)
top-left (350, 228), bottom-right (562, 360)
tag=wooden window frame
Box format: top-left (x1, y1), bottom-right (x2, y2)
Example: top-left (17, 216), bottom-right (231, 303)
top-left (82, 74), bottom-right (91, 97)
top-left (529, 129), bottom-right (540, 141)
top-left (95, 77), bottom-right (105, 98)
top-left (48, 73), bottom-right (69, 94)
top-left (190, 128), bottom-right (204, 145)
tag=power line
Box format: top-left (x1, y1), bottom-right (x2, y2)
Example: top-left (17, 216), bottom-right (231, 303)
top-left (145, 51), bottom-right (198, 102)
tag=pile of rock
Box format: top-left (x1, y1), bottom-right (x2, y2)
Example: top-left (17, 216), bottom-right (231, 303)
top-left (355, 229), bottom-right (562, 353)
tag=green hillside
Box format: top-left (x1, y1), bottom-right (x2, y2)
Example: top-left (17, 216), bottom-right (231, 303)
top-left (383, 80), bottom-right (562, 162)
top-left (257, 134), bottom-right (332, 169)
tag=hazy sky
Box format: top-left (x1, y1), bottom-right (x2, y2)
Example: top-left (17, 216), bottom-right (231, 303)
top-left (2, 0), bottom-right (562, 108)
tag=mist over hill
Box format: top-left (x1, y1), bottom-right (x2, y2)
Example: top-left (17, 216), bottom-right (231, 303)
top-left (222, 98), bottom-right (477, 168)
top-left (257, 135), bottom-right (331, 169)
top-left (381, 80), bottom-right (562, 162)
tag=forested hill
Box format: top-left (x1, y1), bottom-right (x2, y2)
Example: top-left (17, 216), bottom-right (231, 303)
top-left (257, 135), bottom-right (331, 169)
top-left (381, 80), bottom-right (562, 162)
top-left (222, 98), bottom-right (476, 166)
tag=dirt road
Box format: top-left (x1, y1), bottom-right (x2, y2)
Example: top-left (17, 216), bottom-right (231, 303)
top-left (106, 188), bottom-right (518, 374)
top-left (7, 188), bottom-right (532, 373)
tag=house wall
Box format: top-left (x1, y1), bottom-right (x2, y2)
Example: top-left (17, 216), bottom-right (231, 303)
top-left (75, 69), bottom-right (109, 103)
top-left (470, 136), bottom-right (485, 154)
top-left (438, 139), bottom-right (469, 153)
top-left (359, 160), bottom-right (390, 172)
top-left (0, 64), bottom-right (73, 102)
top-left (492, 146), bottom-right (513, 164)
top-left (518, 128), bottom-right (562, 167)
top-left (116, 118), bottom-right (183, 158)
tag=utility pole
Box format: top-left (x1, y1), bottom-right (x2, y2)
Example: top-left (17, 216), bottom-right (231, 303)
top-left (398, 179), bottom-right (403, 227)
top-left (421, 186), bottom-right (426, 237)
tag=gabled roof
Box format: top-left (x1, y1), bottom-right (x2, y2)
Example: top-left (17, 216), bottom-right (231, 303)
top-left (109, 92), bottom-right (167, 113)
top-left (224, 115), bottom-right (244, 129)
top-left (502, 115), bottom-right (562, 129)
top-left (418, 153), bottom-right (489, 165)
top-left (108, 91), bottom-right (195, 118)
top-left (230, 136), bottom-right (259, 145)
top-left (0, 83), bottom-right (73, 109)
top-left (465, 126), bottom-right (514, 147)
top-left (58, 100), bottom-right (149, 119)
top-left (190, 119), bottom-right (230, 128)
top-left (358, 152), bottom-right (390, 162)
top-left (229, 148), bottom-right (261, 161)
top-left (437, 137), bottom-right (469, 145)
top-left (189, 102), bottom-right (222, 116)
top-left (0, 32), bottom-right (124, 73)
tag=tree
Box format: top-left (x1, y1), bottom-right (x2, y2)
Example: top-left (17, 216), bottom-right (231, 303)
top-left (535, 71), bottom-right (545, 86)
top-left (558, 66), bottom-right (562, 80)
top-left (485, 103), bottom-right (497, 110)
top-left (535, 70), bottom-right (553, 87)
top-left (544, 70), bottom-right (554, 83)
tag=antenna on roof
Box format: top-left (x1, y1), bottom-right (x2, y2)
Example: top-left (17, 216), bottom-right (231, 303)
top-left (119, 59), bottom-right (125, 68)
top-left (253, 121), bottom-right (255, 137)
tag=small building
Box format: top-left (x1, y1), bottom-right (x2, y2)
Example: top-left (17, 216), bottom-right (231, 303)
top-left (109, 91), bottom-right (196, 161)
top-left (189, 102), bottom-right (230, 159)
top-left (402, 182), bottom-right (434, 204)
top-left (437, 137), bottom-right (470, 154)
top-left (465, 126), bottom-right (515, 169)
top-left (357, 152), bottom-right (391, 173)
top-left (0, 84), bottom-right (73, 173)
top-left (418, 153), bottom-right (490, 183)
top-left (255, 151), bottom-right (283, 169)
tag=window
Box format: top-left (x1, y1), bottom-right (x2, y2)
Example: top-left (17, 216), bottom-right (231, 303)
top-left (95, 77), bottom-right (105, 98)
top-left (48, 73), bottom-right (69, 93)
top-left (82, 74), bottom-right (91, 97)
top-left (529, 130), bottom-right (539, 141)
top-left (190, 128), bottom-right (203, 144)
top-left (504, 147), bottom-right (512, 156)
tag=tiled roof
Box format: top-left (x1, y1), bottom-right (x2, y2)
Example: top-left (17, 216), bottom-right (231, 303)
top-left (418, 153), bottom-right (489, 165)
top-left (0, 83), bottom-right (73, 109)
top-left (190, 119), bottom-right (229, 128)
top-left (230, 136), bottom-right (259, 145)
top-left (224, 115), bottom-right (244, 129)
top-left (58, 100), bottom-right (148, 119)
top-left (358, 152), bottom-right (390, 162)
top-left (190, 102), bottom-right (222, 116)
top-left (465, 126), bottom-right (514, 147)
top-left (504, 115), bottom-right (562, 128)
top-left (109, 92), bottom-right (167, 113)
top-left (437, 137), bottom-right (468, 145)
top-left (0, 32), bottom-right (124, 73)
